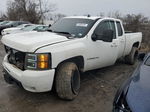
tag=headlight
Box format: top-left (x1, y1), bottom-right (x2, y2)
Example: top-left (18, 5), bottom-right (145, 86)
top-left (25, 53), bottom-right (51, 70)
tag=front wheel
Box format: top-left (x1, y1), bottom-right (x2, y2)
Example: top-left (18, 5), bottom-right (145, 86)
top-left (55, 62), bottom-right (80, 100)
top-left (125, 47), bottom-right (138, 65)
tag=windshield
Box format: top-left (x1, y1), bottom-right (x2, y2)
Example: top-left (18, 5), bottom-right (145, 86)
top-left (0, 21), bottom-right (9, 25)
top-left (5, 21), bottom-right (14, 25)
top-left (17, 24), bottom-right (25, 28)
top-left (145, 56), bottom-right (150, 66)
top-left (22, 25), bottom-right (37, 31)
top-left (50, 18), bottom-right (96, 38)
top-left (34, 26), bottom-right (49, 31)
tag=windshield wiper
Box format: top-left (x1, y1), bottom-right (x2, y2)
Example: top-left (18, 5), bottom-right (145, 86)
top-left (47, 30), bottom-right (74, 38)
top-left (54, 31), bottom-right (71, 35)
top-left (47, 29), bottom-right (53, 32)
top-left (54, 31), bottom-right (74, 38)
top-left (47, 29), bottom-right (71, 35)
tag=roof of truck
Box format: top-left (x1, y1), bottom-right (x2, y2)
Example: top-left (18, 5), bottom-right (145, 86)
top-left (65, 16), bottom-right (100, 20)
top-left (64, 16), bottom-right (121, 21)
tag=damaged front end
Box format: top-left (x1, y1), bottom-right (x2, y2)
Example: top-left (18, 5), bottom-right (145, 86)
top-left (5, 45), bottom-right (26, 70)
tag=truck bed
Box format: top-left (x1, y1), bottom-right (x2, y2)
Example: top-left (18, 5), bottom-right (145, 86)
top-left (124, 32), bottom-right (142, 56)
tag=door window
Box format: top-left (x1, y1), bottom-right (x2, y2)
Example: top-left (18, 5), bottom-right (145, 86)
top-left (94, 20), bottom-right (116, 40)
top-left (94, 21), bottom-right (110, 39)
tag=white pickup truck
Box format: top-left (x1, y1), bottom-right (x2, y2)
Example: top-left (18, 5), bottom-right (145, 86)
top-left (1, 16), bottom-right (142, 100)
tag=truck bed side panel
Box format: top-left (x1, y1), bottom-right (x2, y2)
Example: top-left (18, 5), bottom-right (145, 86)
top-left (124, 32), bottom-right (142, 56)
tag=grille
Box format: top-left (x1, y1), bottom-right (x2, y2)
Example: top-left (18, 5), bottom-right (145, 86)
top-left (5, 46), bottom-right (26, 70)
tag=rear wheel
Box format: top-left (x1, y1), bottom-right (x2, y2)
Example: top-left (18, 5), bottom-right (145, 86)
top-left (125, 47), bottom-right (138, 65)
top-left (55, 62), bottom-right (80, 100)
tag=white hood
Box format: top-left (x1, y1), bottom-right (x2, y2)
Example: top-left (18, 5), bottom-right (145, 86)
top-left (1, 31), bottom-right (69, 52)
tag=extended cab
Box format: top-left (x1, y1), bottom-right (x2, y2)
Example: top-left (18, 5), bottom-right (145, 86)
top-left (1, 16), bottom-right (142, 100)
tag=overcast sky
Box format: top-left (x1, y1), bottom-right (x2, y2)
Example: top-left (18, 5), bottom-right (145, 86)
top-left (0, 0), bottom-right (150, 17)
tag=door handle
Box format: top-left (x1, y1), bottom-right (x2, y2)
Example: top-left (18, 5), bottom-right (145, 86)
top-left (111, 43), bottom-right (118, 47)
top-left (120, 39), bottom-right (125, 42)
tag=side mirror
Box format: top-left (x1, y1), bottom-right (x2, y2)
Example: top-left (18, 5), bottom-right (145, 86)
top-left (138, 53), bottom-right (146, 61)
top-left (92, 29), bottom-right (113, 42)
top-left (49, 24), bottom-right (52, 27)
top-left (91, 34), bottom-right (98, 41)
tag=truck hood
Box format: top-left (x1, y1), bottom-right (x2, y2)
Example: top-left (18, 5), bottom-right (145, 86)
top-left (1, 31), bottom-right (69, 52)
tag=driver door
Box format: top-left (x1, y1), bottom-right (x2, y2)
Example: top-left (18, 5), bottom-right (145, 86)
top-left (86, 20), bottom-right (119, 70)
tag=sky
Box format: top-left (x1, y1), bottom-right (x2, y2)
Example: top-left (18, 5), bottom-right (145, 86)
top-left (0, 0), bottom-right (150, 17)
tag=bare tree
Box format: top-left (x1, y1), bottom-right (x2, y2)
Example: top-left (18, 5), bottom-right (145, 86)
top-left (38, 0), bottom-right (56, 23)
top-left (5, 0), bottom-right (56, 23)
top-left (97, 12), bottom-right (105, 17)
top-left (0, 11), bottom-right (7, 20)
top-left (122, 14), bottom-right (148, 31)
top-left (107, 11), bottom-right (122, 19)
top-left (122, 14), bottom-right (150, 51)
top-left (97, 11), bottom-right (122, 18)
top-left (52, 13), bottom-right (66, 21)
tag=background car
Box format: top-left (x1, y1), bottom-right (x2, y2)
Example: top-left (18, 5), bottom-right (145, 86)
top-left (0, 21), bottom-right (10, 26)
top-left (113, 53), bottom-right (150, 112)
top-left (9, 24), bottom-right (49, 34)
top-left (0, 21), bottom-right (30, 35)
top-left (1, 24), bottom-right (33, 36)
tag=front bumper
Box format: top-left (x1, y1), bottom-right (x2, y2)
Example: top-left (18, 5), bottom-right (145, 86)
top-left (2, 55), bottom-right (55, 92)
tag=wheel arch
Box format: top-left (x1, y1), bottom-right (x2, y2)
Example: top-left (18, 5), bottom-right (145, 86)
top-left (56, 56), bottom-right (84, 72)
top-left (133, 42), bottom-right (140, 48)
top-left (52, 56), bottom-right (84, 92)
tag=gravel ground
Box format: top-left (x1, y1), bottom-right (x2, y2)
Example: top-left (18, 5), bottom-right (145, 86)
top-left (0, 35), bottom-right (138, 112)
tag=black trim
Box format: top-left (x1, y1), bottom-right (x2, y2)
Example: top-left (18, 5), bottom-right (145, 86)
top-left (3, 69), bottom-right (23, 88)
top-left (87, 57), bottom-right (99, 60)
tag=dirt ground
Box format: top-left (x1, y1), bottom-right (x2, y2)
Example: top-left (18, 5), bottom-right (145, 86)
top-left (0, 36), bottom-right (138, 112)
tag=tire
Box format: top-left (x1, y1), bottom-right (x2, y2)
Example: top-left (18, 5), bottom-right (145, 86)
top-left (55, 62), bottom-right (80, 100)
top-left (125, 47), bottom-right (138, 65)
